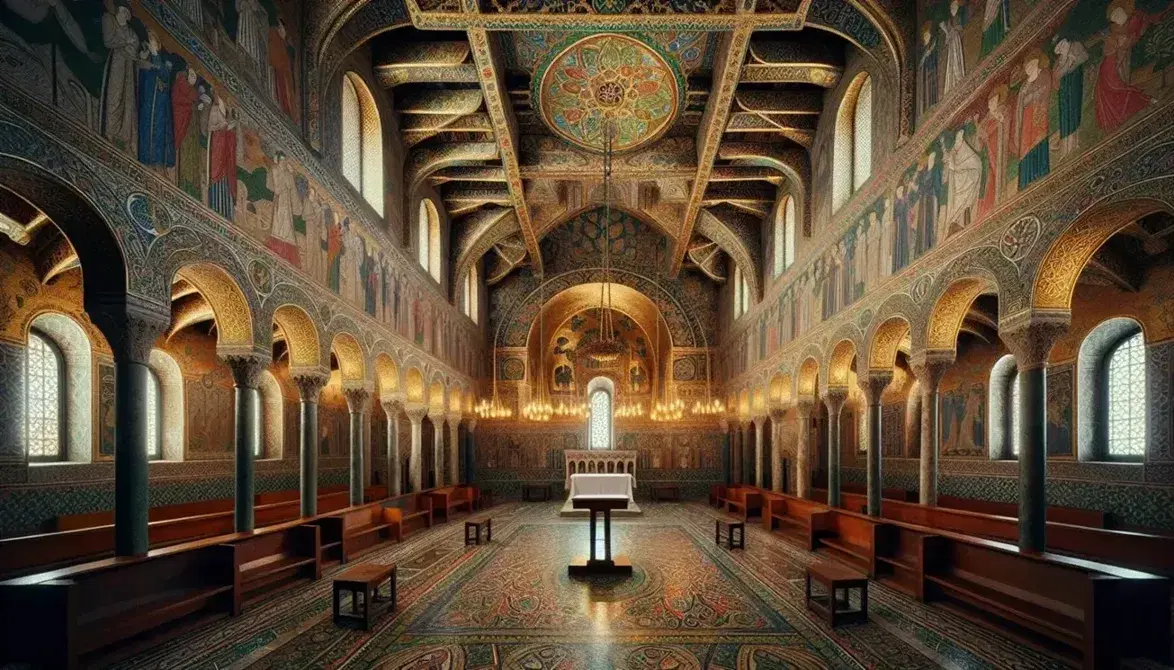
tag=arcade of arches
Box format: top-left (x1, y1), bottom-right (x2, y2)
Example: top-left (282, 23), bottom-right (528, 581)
top-left (2, 0), bottom-right (1174, 667)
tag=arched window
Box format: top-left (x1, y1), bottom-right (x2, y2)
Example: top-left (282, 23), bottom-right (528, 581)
top-left (146, 369), bottom-right (162, 460)
top-left (418, 199), bottom-right (441, 282)
top-left (773, 196), bottom-right (796, 277)
top-left (26, 331), bottom-right (63, 461)
top-left (149, 349), bottom-right (185, 461)
top-left (832, 74), bottom-right (873, 210)
top-left (464, 265), bottom-right (479, 324)
top-left (340, 72), bottom-right (384, 215)
top-left (732, 264), bottom-right (751, 320)
top-left (1078, 319), bottom-right (1146, 461)
top-left (988, 354), bottom-right (1019, 460)
top-left (587, 377), bottom-right (615, 449)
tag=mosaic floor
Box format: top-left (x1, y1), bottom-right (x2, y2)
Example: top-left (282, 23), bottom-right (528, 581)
top-left (110, 502), bottom-right (1087, 670)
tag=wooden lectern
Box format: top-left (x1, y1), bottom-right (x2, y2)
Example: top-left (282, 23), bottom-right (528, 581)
top-left (567, 494), bottom-right (633, 577)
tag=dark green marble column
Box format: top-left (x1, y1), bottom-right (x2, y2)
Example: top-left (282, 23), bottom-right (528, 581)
top-left (822, 389), bottom-right (848, 508)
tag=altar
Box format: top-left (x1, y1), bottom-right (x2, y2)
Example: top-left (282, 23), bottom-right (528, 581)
top-left (559, 473), bottom-right (642, 517)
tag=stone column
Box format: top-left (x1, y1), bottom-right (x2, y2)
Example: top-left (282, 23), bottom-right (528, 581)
top-left (224, 353), bottom-right (269, 532)
top-left (740, 422), bottom-right (752, 484)
top-left (1001, 312), bottom-right (1069, 552)
top-left (753, 418), bottom-right (765, 487)
top-left (381, 396), bottom-right (404, 497)
top-left (795, 399), bottom-right (814, 499)
top-left (769, 406), bottom-right (786, 493)
top-left (858, 372), bottom-right (893, 517)
top-left (405, 405), bottom-right (428, 491)
top-left (447, 413), bottom-right (461, 486)
top-left (434, 411), bottom-right (448, 487)
top-left (292, 372), bottom-right (328, 517)
top-left (91, 300), bottom-right (169, 556)
top-left (722, 422), bottom-right (733, 485)
top-left (911, 353), bottom-right (952, 506)
top-left (344, 387), bottom-right (370, 506)
top-left (822, 389), bottom-right (849, 508)
top-left (465, 418), bottom-right (477, 486)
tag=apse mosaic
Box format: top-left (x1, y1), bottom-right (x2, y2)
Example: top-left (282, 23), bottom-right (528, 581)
top-left (536, 33), bottom-right (684, 153)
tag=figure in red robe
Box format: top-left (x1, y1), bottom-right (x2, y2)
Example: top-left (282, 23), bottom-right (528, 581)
top-left (208, 96), bottom-right (237, 220)
top-left (267, 19), bottom-right (296, 119)
top-left (1095, 3), bottom-right (1165, 133)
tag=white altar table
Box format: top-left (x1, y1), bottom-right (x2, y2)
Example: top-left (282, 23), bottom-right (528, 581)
top-left (560, 473), bottom-right (642, 517)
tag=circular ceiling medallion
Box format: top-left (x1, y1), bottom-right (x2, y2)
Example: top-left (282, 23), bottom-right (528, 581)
top-left (535, 33), bottom-right (683, 154)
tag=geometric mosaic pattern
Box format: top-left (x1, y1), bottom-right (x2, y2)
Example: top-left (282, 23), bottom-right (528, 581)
top-left (110, 502), bottom-right (1072, 670)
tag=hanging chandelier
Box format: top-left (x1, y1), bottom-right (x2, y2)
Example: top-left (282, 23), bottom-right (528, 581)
top-left (476, 351), bottom-right (513, 419)
top-left (691, 349), bottom-right (725, 416)
top-left (523, 273), bottom-right (554, 422)
top-left (577, 120), bottom-right (627, 365)
top-left (615, 399), bottom-right (644, 418)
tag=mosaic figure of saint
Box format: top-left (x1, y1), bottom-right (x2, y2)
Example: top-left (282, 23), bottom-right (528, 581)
top-left (1016, 50), bottom-right (1052, 190)
top-left (940, 1), bottom-right (967, 96)
top-left (918, 23), bottom-right (941, 116)
top-left (101, 2), bottom-right (140, 153)
top-left (207, 96), bottom-right (237, 220)
top-left (941, 128), bottom-right (982, 237)
top-left (1053, 38), bottom-right (1089, 156)
top-left (981, 0), bottom-right (1010, 57)
top-left (1094, 1), bottom-right (1167, 133)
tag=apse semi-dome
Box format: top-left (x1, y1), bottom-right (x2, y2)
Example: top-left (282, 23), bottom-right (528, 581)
top-left (535, 33), bottom-right (684, 154)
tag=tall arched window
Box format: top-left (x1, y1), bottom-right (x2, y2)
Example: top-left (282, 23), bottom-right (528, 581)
top-left (988, 354), bottom-right (1019, 460)
top-left (464, 266), bottom-right (479, 324)
top-left (340, 72), bottom-right (384, 215)
top-left (733, 265), bottom-right (751, 320)
top-left (146, 369), bottom-right (162, 460)
top-left (418, 199), bottom-right (441, 282)
top-left (26, 331), bottom-right (63, 461)
top-left (1107, 332), bottom-right (1146, 458)
top-left (832, 74), bottom-right (873, 210)
top-left (1078, 318), bottom-right (1146, 461)
top-left (773, 196), bottom-right (796, 278)
top-left (587, 377), bottom-right (615, 449)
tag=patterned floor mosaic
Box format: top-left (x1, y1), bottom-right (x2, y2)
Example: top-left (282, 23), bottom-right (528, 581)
top-left (107, 502), bottom-right (1095, 669)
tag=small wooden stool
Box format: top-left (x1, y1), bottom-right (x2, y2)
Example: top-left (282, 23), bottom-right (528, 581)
top-left (715, 519), bottom-right (745, 549)
top-left (464, 517), bottom-right (492, 545)
top-left (651, 484), bottom-right (680, 501)
top-left (333, 563), bottom-right (396, 630)
top-left (805, 560), bottom-right (868, 627)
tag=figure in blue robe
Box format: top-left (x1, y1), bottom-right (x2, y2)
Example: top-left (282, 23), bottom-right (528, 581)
top-left (137, 36), bottom-right (175, 167)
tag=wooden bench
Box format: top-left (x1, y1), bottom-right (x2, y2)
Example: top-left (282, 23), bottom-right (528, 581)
top-left (327, 504), bottom-right (396, 563)
top-left (920, 530), bottom-right (1169, 668)
top-left (223, 523), bottom-right (320, 608)
top-left (382, 493), bottom-right (433, 541)
top-left (428, 486), bottom-right (476, 523)
top-left (815, 509), bottom-right (878, 577)
top-left (936, 494), bottom-right (1107, 528)
top-left (709, 484), bottom-right (727, 507)
top-left (0, 542), bottom-right (237, 668)
top-left (762, 493), bottom-right (830, 551)
top-left (716, 487), bottom-right (763, 521)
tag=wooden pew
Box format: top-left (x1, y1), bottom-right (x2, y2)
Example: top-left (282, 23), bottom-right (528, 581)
top-left (428, 486), bottom-right (476, 523)
top-left (815, 509), bottom-right (879, 577)
top-left (313, 504), bottom-right (396, 563)
top-left (709, 484), bottom-right (727, 507)
top-left (716, 487), bottom-right (763, 521)
top-left (0, 542), bottom-right (238, 669)
top-left (223, 522), bottom-right (320, 609)
top-left (761, 492), bottom-right (830, 551)
top-left (0, 488), bottom-right (352, 580)
top-left (381, 492), bottom-right (433, 541)
top-left (935, 494), bottom-right (1107, 528)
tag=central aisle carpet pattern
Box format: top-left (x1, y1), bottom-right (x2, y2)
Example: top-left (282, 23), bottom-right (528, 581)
top-left (113, 502), bottom-right (1074, 670)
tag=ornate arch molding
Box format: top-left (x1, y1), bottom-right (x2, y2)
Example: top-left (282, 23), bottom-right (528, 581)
top-left (795, 346), bottom-right (823, 398)
top-left (823, 326), bottom-right (861, 389)
top-left (497, 268), bottom-right (706, 349)
top-left (450, 207), bottom-right (518, 302)
top-left (260, 282), bottom-right (330, 369)
top-left (372, 348), bottom-right (404, 399)
top-left (306, 0), bottom-right (411, 149)
top-left (0, 152), bottom-right (138, 302)
top-left (1028, 193), bottom-right (1174, 314)
top-left (715, 143), bottom-right (811, 237)
top-left (865, 313), bottom-right (912, 372)
top-left (803, 0), bottom-right (913, 141)
top-left (697, 208), bottom-right (762, 302)
top-left (924, 245), bottom-right (1013, 322)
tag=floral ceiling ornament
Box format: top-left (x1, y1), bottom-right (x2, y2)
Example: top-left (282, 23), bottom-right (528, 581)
top-left (535, 33), bottom-right (684, 154)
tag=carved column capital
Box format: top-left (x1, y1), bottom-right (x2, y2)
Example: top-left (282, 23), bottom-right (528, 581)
top-left (222, 352), bottom-right (270, 389)
top-left (768, 405), bottom-right (786, 422)
top-left (795, 398), bottom-right (815, 419)
top-left (999, 310), bottom-right (1071, 371)
top-left (857, 371), bottom-right (894, 405)
top-left (446, 412), bottom-right (463, 429)
top-left (343, 387), bottom-right (371, 413)
top-left (291, 372), bottom-right (329, 402)
top-left (821, 388), bottom-right (849, 415)
top-left (465, 417), bottom-right (477, 432)
top-left (910, 350), bottom-right (953, 395)
top-left (380, 396), bottom-right (405, 416)
top-left (404, 403), bottom-right (429, 424)
top-left (752, 415), bottom-right (767, 426)
top-left (89, 296), bottom-right (170, 365)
